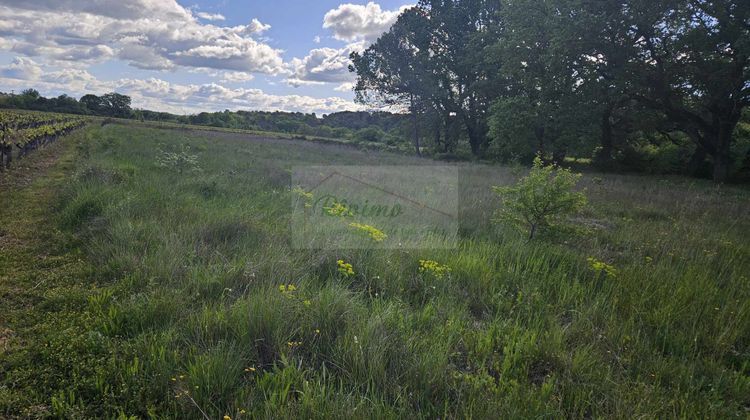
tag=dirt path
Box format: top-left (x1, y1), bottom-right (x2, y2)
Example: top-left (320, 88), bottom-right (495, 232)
top-left (0, 131), bottom-right (91, 417)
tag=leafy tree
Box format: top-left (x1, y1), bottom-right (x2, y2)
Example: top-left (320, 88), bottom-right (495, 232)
top-left (587, 0), bottom-right (750, 181)
top-left (350, 7), bottom-right (433, 155)
top-left (80, 94), bottom-right (104, 114)
top-left (489, 0), bottom-right (595, 163)
top-left (417, 0), bottom-right (505, 156)
top-left (100, 92), bottom-right (133, 118)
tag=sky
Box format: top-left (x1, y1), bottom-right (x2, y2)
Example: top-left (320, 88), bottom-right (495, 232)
top-left (0, 0), bottom-right (413, 115)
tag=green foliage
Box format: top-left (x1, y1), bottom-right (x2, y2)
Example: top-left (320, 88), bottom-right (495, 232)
top-left (355, 126), bottom-right (385, 142)
top-left (492, 157), bottom-right (586, 239)
top-left (156, 144), bottom-right (202, 174)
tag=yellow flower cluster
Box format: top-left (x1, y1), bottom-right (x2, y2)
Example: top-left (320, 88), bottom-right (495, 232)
top-left (325, 202), bottom-right (353, 217)
top-left (279, 284), bottom-right (297, 297)
top-left (337, 259), bottom-right (355, 277)
top-left (587, 257), bottom-right (616, 278)
top-left (292, 187), bottom-right (313, 208)
top-left (292, 186), bottom-right (313, 200)
top-left (419, 259), bottom-right (451, 279)
top-left (348, 222), bottom-right (387, 242)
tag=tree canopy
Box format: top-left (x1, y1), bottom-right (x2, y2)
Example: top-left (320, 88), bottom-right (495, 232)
top-left (350, 0), bottom-right (750, 182)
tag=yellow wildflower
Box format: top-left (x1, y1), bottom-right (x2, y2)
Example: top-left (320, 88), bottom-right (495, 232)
top-left (587, 257), bottom-right (616, 278)
top-left (325, 202), bottom-right (353, 217)
top-left (348, 222), bottom-right (387, 242)
top-left (279, 284), bottom-right (297, 297)
top-left (418, 259), bottom-right (451, 279)
top-left (337, 259), bottom-right (355, 277)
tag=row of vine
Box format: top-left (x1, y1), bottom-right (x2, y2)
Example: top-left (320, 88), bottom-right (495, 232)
top-left (0, 111), bottom-right (87, 170)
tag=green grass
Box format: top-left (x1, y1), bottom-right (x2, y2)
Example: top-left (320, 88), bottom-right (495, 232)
top-left (97, 116), bottom-right (414, 154)
top-left (1, 123), bottom-right (748, 418)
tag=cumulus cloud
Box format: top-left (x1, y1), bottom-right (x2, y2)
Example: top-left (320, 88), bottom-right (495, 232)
top-left (323, 2), bottom-right (412, 42)
top-left (0, 57), bottom-right (359, 114)
top-left (334, 82), bottom-right (355, 92)
top-left (0, 57), bottom-right (42, 80)
top-left (287, 42), bottom-right (366, 87)
top-left (196, 12), bottom-right (226, 21)
top-left (0, 0), bottom-right (190, 21)
top-left (220, 71), bottom-right (255, 83)
top-left (0, 2), bottom-right (283, 74)
top-left (246, 18), bottom-right (272, 34)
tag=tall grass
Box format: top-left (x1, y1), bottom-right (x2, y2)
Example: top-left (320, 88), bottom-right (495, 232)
top-left (2, 123), bottom-right (748, 418)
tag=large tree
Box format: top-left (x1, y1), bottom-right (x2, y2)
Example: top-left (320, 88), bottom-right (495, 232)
top-left (351, 0), bottom-right (504, 157)
top-left (101, 92), bottom-right (133, 118)
top-left (349, 7), bottom-right (435, 155)
top-left (418, 0), bottom-right (505, 155)
top-left (613, 0), bottom-right (749, 181)
top-left (489, 0), bottom-right (595, 163)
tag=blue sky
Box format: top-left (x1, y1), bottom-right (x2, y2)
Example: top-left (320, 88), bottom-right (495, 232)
top-left (0, 1), bottom-right (413, 114)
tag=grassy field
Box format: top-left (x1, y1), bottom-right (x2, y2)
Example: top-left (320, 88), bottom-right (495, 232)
top-left (0, 123), bottom-right (748, 418)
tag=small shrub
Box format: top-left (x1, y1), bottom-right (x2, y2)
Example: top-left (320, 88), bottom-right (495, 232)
top-left (156, 144), bottom-right (201, 174)
top-left (492, 156), bottom-right (586, 239)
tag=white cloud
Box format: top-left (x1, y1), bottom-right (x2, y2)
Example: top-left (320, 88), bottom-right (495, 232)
top-left (220, 71), bottom-right (255, 83)
top-left (323, 2), bottom-right (412, 42)
top-left (287, 42), bottom-right (366, 87)
top-left (0, 0), bottom-right (190, 21)
top-left (0, 2), bottom-right (283, 74)
top-left (196, 12), bottom-right (226, 21)
top-left (313, 36), bottom-right (321, 44)
top-left (0, 57), bottom-right (42, 80)
top-left (246, 18), bottom-right (271, 34)
top-left (0, 57), bottom-right (360, 114)
top-left (334, 82), bottom-right (355, 92)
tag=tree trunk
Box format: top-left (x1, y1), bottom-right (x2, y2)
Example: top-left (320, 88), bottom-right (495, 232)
top-left (596, 107), bottom-right (614, 165)
top-left (535, 124), bottom-right (545, 160)
top-left (434, 120), bottom-right (441, 152)
top-left (461, 111), bottom-right (485, 157)
top-left (713, 149), bottom-right (730, 183)
top-left (710, 116), bottom-right (739, 183)
top-left (443, 116), bottom-right (450, 153)
top-left (410, 96), bottom-right (421, 157)
top-left (464, 120), bottom-right (482, 156)
top-left (712, 122), bottom-right (734, 183)
top-left (552, 147), bottom-right (566, 166)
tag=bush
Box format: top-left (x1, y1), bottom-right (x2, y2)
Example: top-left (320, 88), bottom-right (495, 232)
top-left (355, 127), bottom-right (385, 142)
top-left (156, 144), bottom-right (201, 174)
top-left (492, 157), bottom-right (586, 239)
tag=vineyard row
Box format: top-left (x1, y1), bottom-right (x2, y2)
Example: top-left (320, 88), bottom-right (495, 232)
top-left (1, 111), bottom-right (87, 170)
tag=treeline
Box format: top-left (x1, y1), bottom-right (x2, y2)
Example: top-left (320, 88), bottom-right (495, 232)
top-left (0, 90), bottom-right (413, 145)
top-left (174, 110), bottom-right (411, 144)
top-left (349, 0), bottom-right (750, 181)
top-left (0, 89), bottom-right (133, 118)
